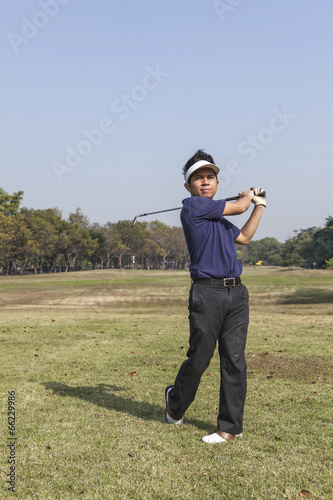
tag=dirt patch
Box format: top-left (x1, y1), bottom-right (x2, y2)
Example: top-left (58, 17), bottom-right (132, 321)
top-left (247, 353), bottom-right (332, 381)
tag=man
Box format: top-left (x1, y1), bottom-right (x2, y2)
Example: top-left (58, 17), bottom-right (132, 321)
top-left (165, 149), bottom-right (266, 444)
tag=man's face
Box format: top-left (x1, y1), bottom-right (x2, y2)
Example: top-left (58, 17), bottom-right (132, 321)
top-left (185, 167), bottom-right (219, 199)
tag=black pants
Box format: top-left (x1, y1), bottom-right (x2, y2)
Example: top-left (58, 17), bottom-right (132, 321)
top-left (168, 281), bottom-right (249, 435)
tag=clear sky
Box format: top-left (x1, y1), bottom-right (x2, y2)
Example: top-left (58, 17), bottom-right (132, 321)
top-left (1, 0), bottom-right (332, 242)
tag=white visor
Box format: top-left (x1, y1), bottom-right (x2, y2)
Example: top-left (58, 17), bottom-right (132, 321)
top-left (184, 160), bottom-right (220, 183)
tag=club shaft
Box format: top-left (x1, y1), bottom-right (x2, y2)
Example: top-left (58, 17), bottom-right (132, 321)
top-left (131, 196), bottom-right (240, 226)
top-left (138, 206), bottom-right (183, 218)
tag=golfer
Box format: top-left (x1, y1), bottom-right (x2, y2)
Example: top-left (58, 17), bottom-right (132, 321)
top-left (165, 149), bottom-right (266, 443)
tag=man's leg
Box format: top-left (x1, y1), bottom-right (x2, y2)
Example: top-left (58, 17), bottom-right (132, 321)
top-left (167, 284), bottom-right (225, 420)
top-left (217, 283), bottom-right (249, 435)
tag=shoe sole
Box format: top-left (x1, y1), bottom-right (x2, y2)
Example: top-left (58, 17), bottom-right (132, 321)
top-left (165, 385), bottom-right (184, 424)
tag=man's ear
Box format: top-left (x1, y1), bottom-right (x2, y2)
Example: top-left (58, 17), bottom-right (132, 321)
top-left (184, 182), bottom-right (191, 193)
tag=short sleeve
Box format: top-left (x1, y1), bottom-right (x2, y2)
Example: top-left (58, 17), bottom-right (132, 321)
top-left (185, 197), bottom-right (226, 223)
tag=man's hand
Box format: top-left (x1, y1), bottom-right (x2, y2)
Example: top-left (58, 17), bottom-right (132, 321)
top-left (251, 187), bottom-right (266, 207)
top-left (235, 188), bottom-right (266, 245)
top-left (238, 190), bottom-right (254, 200)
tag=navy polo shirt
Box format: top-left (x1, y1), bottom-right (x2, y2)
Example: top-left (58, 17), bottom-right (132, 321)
top-left (181, 197), bottom-right (242, 279)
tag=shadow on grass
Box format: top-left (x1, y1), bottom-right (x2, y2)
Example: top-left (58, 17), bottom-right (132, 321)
top-left (42, 382), bottom-right (213, 432)
top-left (278, 288), bottom-right (333, 305)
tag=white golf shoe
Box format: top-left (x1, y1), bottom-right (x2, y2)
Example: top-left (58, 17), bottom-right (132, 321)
top-left (201, 431), bottom-right (242, 443)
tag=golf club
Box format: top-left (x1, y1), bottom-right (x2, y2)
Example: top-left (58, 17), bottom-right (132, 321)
top-left (131, 195), bottom-right (240, 226)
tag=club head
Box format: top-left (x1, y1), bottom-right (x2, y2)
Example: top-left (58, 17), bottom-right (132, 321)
top-left (131, 215), bottom-right (138, 227)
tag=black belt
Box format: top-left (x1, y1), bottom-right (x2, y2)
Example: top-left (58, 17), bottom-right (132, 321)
top-left (192, 277), bottom-right (241, 287)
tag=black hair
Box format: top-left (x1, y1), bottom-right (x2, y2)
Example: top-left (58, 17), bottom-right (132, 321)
top-left (182, 149), bottom-right (216, 182)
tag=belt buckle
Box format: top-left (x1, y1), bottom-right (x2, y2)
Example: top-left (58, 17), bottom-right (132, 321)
top-left (223, 278), bottom-right (235, 287)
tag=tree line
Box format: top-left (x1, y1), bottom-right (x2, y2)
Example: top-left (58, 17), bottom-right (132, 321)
top-left (0, 188), bottom-right (332, 275)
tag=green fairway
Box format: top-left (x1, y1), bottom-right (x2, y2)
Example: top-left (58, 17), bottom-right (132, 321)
top-left (1, 268), bottom-right (332, 499)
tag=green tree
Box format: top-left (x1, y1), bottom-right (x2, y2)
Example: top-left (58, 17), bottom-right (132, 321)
top-left (295, 230), bottom-right (316, 267)
top-left (313, 216), bottom-right (333, 268)
top-left (324, 256), bottom-right (333, 269)
top-left (248, 237), bottom-right (284, 265)
top-left (63, 220), bottom-right (98, 271)
top-left (68, 208), bottom-right (90, 229)
top-left (0, 213), bottom-right (32, 275)
top-left (89, 225), bottom-right (107, 269)
top-left (114, 220), bottom-right (153, 268)
top-left (281, 228), bottom-right (316, 268)
top-left (104, 222), bottom-right (130, 268)
top-left (168, 226), bottom-right (189, 269)
top-left (149, 221), bottom-right (175, 269)
top-left (21, 208), bottom-right (65, 273)
top-left (0, 188), bottom-right (24, 216)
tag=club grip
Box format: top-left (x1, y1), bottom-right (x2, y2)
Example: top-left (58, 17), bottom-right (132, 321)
top-left (250, 187), bottom-right (266, 197)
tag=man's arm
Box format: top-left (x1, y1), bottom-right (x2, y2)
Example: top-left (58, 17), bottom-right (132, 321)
top-left (235, 205), bottom-right (265, 245)
top-left (222, 190), bottom-right (254, 216)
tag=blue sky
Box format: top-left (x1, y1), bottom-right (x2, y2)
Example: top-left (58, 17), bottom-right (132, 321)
top-left (1, 0), bottom-right (332, 242)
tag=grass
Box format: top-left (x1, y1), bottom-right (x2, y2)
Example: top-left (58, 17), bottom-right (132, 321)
top-left (0, 267), bottom-right (332, 499)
